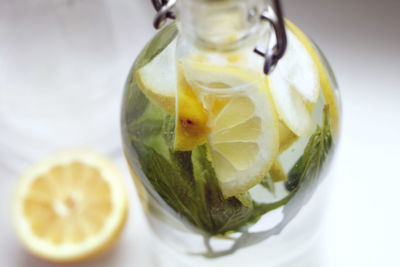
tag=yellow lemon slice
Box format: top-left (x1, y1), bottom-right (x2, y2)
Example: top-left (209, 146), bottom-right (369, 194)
top-left (267, 20), bottom-right (339, 139)
top-left (12, 150), bottom-right (128, 262)
top-left (136, 40), bottom-right (177, 114)
top-left (173, 64), bottom-right (210, 151)
top-left (180, 63), bottom-right (279, 197)
top-left (285, 19), bottom-right (340, 137)
top-left (267, 28), bottom-right (320, 137)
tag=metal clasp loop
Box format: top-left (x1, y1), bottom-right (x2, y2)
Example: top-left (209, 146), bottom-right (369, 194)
top-left (151, 0), bottom-right (287, 75)
top-left (254, 0), bottom-right (287, 75)
top-left (152, 0), bottom-right (176, 29)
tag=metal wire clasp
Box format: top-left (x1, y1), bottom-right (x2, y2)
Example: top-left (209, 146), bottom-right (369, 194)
top-left (151, 0), bottom-right (287, 75)
top-left (254, 0), bottom-right (287, 75)
top-left (151, 0), bottom-right (176, 29)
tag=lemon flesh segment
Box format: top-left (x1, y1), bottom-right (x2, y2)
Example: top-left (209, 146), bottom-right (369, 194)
top-left (182, 63), bottom-right (279, 198)
top-left (278, 121), bottom-right (298, 154)
top-left (212, 117), bottom-right (261, 143)
top-left (213, 96), bottom-right (255, 132)
top-left (136, 40), bottom-right (177, 114)
top-left (269, 160), bottom-right (288, 182)
top-left (13, 150), bottom-right (128, 262)
top-left (285, 19), bottom-right (340, 137)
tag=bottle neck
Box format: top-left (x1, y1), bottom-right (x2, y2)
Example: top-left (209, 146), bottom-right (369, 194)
top-left (176, 0), bottom-right (265, 52)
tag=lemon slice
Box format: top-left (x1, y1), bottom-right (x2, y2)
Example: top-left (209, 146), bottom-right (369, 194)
top-left (136, 40), bottom-right (177, 114)
top-left (174, 64), bottom-right (210, 151)
top-left (12, 150), bottom-right (128, 262)
top-left (267, 28), bottom-right (321, 137)
top-left (180, 63), bottom-right (279, 197)
top-left (285, 19), bottom-right (340, 137)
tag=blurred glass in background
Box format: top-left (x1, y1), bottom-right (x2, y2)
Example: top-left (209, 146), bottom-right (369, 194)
top-left (0, 0), bottom-right (155, 172)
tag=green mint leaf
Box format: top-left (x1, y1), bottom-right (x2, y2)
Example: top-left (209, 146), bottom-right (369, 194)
top-left (134, 23), bottom-right (177, 70)
top-left (127, 103), bottom-right (170, 160)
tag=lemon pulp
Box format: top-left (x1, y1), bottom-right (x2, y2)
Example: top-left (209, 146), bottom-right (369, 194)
top-left (12, 150), bottom-right (128, 262)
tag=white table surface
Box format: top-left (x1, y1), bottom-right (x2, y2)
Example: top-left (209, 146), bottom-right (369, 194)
top-left (1, 0), bottom-right (400, 266)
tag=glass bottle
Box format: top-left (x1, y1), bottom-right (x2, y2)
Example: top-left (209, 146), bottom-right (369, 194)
top-left (121, 0), bottom-right (341, 266)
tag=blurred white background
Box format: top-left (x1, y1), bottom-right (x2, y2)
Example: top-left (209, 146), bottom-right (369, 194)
top-left (1, 0), bottom-right (399, 266)
top-left (285, 1), bottom-right (400, 266)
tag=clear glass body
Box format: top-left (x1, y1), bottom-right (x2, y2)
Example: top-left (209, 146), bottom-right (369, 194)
top-left (121, 1), bottom-right (340, 265)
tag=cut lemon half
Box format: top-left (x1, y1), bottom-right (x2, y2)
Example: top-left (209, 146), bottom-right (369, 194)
top-left (12, 150), bottom-right (128, 262)
top-left (180, 63), bottom-right (279, 197)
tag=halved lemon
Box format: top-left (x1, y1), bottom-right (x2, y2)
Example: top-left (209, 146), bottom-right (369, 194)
top-left (12, 150), bottom-right (128, 262)
top-left (179, 63), bottom-right (279, 197)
